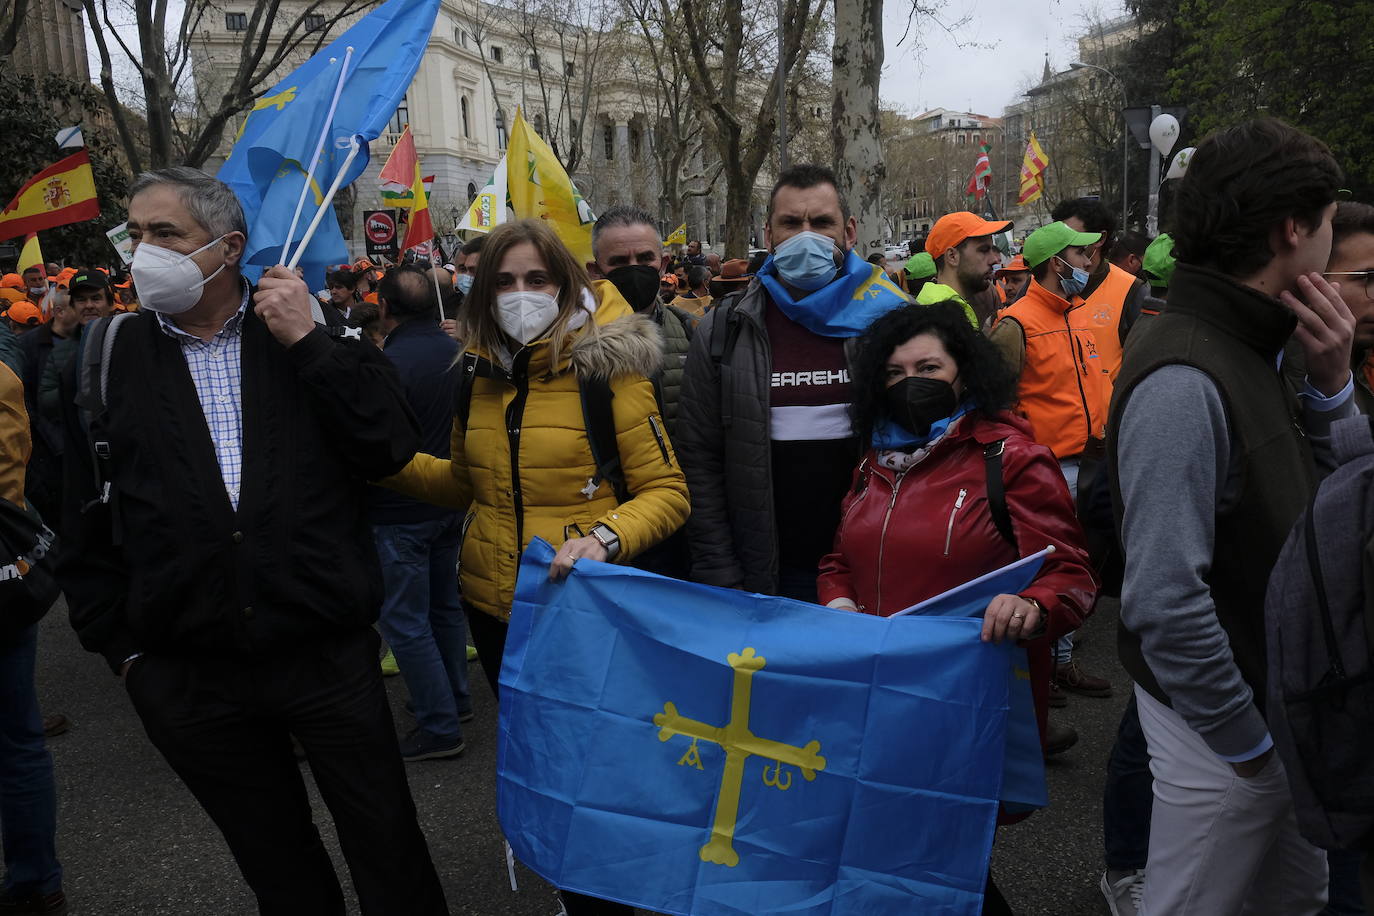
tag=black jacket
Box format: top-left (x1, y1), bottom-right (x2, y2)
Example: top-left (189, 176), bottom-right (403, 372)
top-left (58, 303), bottom-right (420, 672)
top-left (369, 317), bottom-right (461, 526)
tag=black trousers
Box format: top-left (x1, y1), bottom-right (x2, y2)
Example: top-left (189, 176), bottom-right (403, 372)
top-left (464, 604), bottom-right (634, 916)
top-left (125, 628), bottom-right (447, 916)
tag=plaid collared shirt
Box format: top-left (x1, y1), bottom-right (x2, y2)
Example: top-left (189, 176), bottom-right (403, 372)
top-left (156, 283), bottom-right (249, 510)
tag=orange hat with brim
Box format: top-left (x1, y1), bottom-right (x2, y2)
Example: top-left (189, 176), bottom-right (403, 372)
top-left (0, 288), bottom-right (25, 303)
top-left (926, 212), bottom-right (1013, 259)
top-left (996, 254), bottom-right (1029, 275)
top-left (4, 301), bottom-right (43, 326)
top-left (55, 267), bottom-right (78, 288)
top-left (0, 273), bottom-right (23, 290)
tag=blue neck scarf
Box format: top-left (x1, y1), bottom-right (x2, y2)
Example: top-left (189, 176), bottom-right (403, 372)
top-left (871, 403), bottom-right (973, 453)
top-left (758, 248), bottom-right (910, 338)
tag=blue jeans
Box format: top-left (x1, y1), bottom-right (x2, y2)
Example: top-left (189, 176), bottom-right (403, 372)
top-left (374, 518), bottom-right (471, 740)
top-left (1103, 694), bottom-right (1152, 871)
top-left (0, 624), bottom-right (61, 897)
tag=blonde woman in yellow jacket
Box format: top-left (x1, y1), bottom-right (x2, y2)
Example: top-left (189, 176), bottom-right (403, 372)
top-left (384, 219), bottom-right (690, 690)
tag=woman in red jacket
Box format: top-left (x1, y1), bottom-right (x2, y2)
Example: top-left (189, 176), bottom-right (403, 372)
top-left (818, 301), bottom-right (1097, 912)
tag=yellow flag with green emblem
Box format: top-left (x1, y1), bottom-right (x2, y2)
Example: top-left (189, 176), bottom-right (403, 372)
top-left (506, 109), bottom-right (595, 263)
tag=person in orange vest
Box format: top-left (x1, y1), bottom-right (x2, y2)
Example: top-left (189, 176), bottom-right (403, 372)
top-left (1051, 199), bottom-right (1149, 382)
top-left (988, 220), bottom-right (1113, 706)
top-left (995, 254), bottom-right (1031, 307)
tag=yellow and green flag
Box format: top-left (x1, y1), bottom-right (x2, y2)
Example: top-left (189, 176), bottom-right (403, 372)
top-left (506, 109), bottom-right (595, 263)
top-left (665, 223), bottom-right (687, 246)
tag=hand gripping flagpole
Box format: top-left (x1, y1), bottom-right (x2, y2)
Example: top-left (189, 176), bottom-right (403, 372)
top-left (280, 47), bottom-right (354, 267)
top-left (287, 136), bottom-right (362, 271)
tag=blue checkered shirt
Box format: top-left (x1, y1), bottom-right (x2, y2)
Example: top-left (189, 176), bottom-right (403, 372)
top-left (156, 283), bottom-right (249, 510)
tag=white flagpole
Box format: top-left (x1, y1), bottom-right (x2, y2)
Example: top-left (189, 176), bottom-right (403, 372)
top-left (286, 137), bottom-right (362, 271)
top-left (280, 47), bottom-right (354, 267)
top-left (430, 259), bottom-right (445, 323)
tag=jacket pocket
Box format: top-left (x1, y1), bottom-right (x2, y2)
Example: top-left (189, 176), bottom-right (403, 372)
top-left (647, 414), bottom-right (672, 466)
top-left (943, 488), bottom-right (968, 557)
top-left (456, 509), bottom-right (477, 575)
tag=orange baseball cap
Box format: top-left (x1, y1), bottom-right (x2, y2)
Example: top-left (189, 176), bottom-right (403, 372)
top-left (659, 274), bottom-right (679, 288)
top-left (926, 212), bottom-right (1013, 259)
top-left (4, 301), bottom-right (43, 326)
top-left (0, 288), bottom-right (24, 303)
top-left (0, 273), bottom-right (23, 290)
top-left (996, 254), bottom-right (1029, 274)
top-left (54, 267), bottom-right (78, 288)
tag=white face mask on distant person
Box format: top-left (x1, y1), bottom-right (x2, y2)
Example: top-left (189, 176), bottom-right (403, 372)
top-left (496, 289), bottom-right (561, 345)
top-left (130, 235), bottom-right (228, 315)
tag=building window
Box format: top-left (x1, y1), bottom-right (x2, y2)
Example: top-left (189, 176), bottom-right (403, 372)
top-left (629, 126), bottom-right (641, 161)
top-left (489, 45), bottom-right (503, 63)
top-left (603, 124), bottom-right (614, 160)
top-left (225, 11), bottom-right (247, 30)
top-left (467, 182), bottom-right (477, 201)
top-left (565, 61), bottom-right (575, 78)
top-left (957, 134), bottom-right (966, 145)
top-left (534, 113), bottom-right (544, 135)
top-left (973, 134), bottom-right (980, 146)
top-left (455, 28), bottom-right (468, 47)
top-left (496, 113), bottom-right (507, 149)
top-left (528, 53), bottom-right (539, 70)
top-left (388, 97), bottom-right (409, 136)
top-left (303, 13), bottom-right (324, 32)
top-left (460, 96), bottom-right (470, 138)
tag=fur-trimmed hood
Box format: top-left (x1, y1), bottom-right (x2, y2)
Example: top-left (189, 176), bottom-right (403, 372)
top-left (570, 311), bottom-right (664, 381)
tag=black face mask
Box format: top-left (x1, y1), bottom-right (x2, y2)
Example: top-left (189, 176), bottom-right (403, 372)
top-left (884, 376), bottom-right (958, 438)
top-left (606, 264), bottom-right (662, 313)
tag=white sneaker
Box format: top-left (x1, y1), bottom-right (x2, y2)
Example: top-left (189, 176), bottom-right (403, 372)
top-left (1100, 868), bottom-right (1145, 916)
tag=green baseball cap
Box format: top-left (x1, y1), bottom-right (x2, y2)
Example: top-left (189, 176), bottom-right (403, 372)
top-left (1142, 233), bottom-right (1177, 288)
top-left (1022, 222), bottom-right (1103, 269)
top-left (904, 251), bottom-right (936, 279)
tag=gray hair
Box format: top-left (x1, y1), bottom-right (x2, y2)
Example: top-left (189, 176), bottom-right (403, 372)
top-left (129, 166), bottom-right (248, 239)
top-left (591, 204), bottom-right (659, 257)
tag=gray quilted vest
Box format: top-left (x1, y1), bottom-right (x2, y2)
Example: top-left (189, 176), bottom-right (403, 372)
top-left (1265, 414), bottom-right (1374, 850)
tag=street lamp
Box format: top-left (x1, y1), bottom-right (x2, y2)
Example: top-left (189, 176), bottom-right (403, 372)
top-left (1070, 61), bottom-right (1128, 231)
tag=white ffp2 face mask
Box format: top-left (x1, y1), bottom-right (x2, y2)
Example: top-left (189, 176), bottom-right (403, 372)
top-left (496, 289), bottom-right (561, 345)
top-left (130, 235), bottom-right (228, 315)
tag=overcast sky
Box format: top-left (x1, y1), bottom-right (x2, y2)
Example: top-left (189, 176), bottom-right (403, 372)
top-left (879, 0), bottom-right (1126, 118)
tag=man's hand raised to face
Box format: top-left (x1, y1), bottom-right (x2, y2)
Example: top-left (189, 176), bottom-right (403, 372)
top-left (1282, 272), bottom-right (1355, 397)
top-left (254, 265), bottom-right (318, 347)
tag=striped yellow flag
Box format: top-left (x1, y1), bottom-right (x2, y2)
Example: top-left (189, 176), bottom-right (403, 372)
top-left (1017, 133), bottom-right (1049, 206)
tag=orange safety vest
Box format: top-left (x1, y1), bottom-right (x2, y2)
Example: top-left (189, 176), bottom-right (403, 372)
top-left (995, 280), bottom-right (1109, 460)
top-left (1082, 263), bottom-right (1136, 382)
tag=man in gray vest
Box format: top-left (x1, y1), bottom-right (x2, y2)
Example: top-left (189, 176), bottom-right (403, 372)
top-left (1108, 119), bottom-right (1356, 915)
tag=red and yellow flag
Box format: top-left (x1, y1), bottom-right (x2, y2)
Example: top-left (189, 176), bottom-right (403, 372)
top-left (1017, 133), bottom-right (1049, 206)
top-left (0, 150), bottom-right (99, 241)
top-left (379, 126), bottom-right (433, 252)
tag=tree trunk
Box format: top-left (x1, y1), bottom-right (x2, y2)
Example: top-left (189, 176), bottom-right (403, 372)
top-left (722, 167), bottom-right (753, 259)
top-left (831, 0), bottom-right (885, 258)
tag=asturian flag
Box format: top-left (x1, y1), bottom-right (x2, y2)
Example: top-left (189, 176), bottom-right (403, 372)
top-left (1017, 133), bottom-right (1050, 206)
top-left (498, 538), bottom-right (1048, 916)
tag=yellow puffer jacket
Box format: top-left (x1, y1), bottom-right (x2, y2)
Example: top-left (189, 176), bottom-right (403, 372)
top-left (383, 280), bottom-right (690, 620)
top-left (0, 362), bottom-right (29, 506)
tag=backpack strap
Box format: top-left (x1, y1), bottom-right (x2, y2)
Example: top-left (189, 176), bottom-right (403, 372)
top-left (983, 439), bottom-right (1018, 549)
top-left (578, 375), bottom-right (630, 504)
top-left (709, 290), bottom-right (743, 366)
top-left (453, 351), bottom-right (480, 432)
top-left (75, 312), bottom-right (135, 518)
top-left (1304, 490), bottom-right (1345, 681)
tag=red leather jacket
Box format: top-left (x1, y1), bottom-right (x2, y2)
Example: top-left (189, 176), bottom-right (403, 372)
top-left (817, 411), bottom-right (1097, 754)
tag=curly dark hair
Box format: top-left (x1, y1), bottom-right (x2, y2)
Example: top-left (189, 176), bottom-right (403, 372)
top-left (1174, 118), bottom-right (1342, 278)
top-left (850, 300), bottom-right (1019, 446)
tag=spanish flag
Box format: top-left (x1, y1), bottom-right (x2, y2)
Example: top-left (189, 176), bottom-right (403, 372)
top-left (0, 150), bottom-right (100, 241)
top-left (506, 108), bottom-right (594, 264)
top-left (378, 125), bottom-right (433, 252)
top-left (17, 234), bottom-right (44, 276)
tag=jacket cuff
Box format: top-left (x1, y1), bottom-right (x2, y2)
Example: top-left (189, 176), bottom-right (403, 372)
top-left (100, 632), bottom-right (143, 675)
top-left (1195, 700), bottom-right (1272, 760)
top-left (1021, 585), bottom-right (1073, 640)
top-left (286, 326), bottom-right (334, 369)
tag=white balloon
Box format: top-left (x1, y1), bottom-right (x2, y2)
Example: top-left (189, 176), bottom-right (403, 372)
top-left (1150, 114), bottom-right (1180, 157)
top-left (1165, 147), bottom-right (1195, 181)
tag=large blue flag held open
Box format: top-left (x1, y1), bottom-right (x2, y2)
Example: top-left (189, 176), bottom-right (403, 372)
top-left (498, 539), bottom-right (1048, 915)
top-left (216, 0), bottom-right (440, 279)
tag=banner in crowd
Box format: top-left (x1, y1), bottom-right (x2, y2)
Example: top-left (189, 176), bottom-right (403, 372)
top-left (505, 109), bottom-right (596, 263)
top-left (105, 222), bottom-right (134, 265)
top-left (498, 538), bottom-right (1045, 916)
top-left (0, 150), bottom-right (99, 241)
top-left (457, 155), bottom-right (508, 233)
top-left (666, 223), bottom-right (687, 245)
top-left (966, 144), bottom-right (992, 200)
top-left (216, 0), bottom-right (441, 278)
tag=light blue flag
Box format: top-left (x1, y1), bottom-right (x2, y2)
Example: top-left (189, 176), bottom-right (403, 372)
top-left (216, 0), bottom-right (440, 278)
top-left (498, 538), bottom-right (1044, 916)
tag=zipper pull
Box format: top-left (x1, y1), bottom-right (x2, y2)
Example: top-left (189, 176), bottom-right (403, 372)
top-left (955, 488), bottom-right (967, 509)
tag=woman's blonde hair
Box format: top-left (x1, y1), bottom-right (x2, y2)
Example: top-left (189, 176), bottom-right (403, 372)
top-left (460, 219), bottom-right (595, 370)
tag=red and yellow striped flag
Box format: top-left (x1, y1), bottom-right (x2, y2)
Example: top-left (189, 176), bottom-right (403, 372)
top-left (378, 126), bottom-right (433, 252)
top-left (0, 150), bottom-right (99, 241)
top-left (1017, 133), bottom-right (1049, 206)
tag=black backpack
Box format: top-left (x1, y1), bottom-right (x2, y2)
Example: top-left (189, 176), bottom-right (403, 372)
top-left (1265, 415), bottom-right (1374, 850)
top-left (0, 497), bottom-right (59, 639)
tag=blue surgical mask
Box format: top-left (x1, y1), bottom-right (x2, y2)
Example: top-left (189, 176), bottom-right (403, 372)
top-left (772, 230), bottom-right (841, 291)
top-left (455, 273), bottom-right (474, 294)
top-left (1057, 257), bottom-right (1090, 298)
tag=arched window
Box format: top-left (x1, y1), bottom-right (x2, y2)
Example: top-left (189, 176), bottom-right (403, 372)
top-left (460, 96), bottom-right (471, 138)
top-left (467, 182), bottom-right (478, 202)
top-left (534, 113), bottom-right (545, 136)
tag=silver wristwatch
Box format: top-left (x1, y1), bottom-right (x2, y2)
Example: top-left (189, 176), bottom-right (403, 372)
top-left (589, 524), bottom-right (621, 560)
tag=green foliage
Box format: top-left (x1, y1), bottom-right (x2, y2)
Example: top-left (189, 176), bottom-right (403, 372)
top-left (1144, 0), bottom-right (1374, 200)
top-left (0, 73), bottom-right (132, 268)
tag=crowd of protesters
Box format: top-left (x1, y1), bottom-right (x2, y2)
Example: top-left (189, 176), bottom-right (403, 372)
top-left (0, 115), bottom-right (1371, 916)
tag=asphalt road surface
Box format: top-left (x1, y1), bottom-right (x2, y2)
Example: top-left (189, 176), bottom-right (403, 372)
top-left (32, 596), bottom-right (1132, 915)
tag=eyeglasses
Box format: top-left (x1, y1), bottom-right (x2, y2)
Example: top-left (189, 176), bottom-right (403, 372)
top-left (1322, 271), bottom-right (1374, 299)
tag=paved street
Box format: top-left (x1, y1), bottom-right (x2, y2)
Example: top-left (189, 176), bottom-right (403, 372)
top-left (32, 596), bottom-right (1131, 915)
